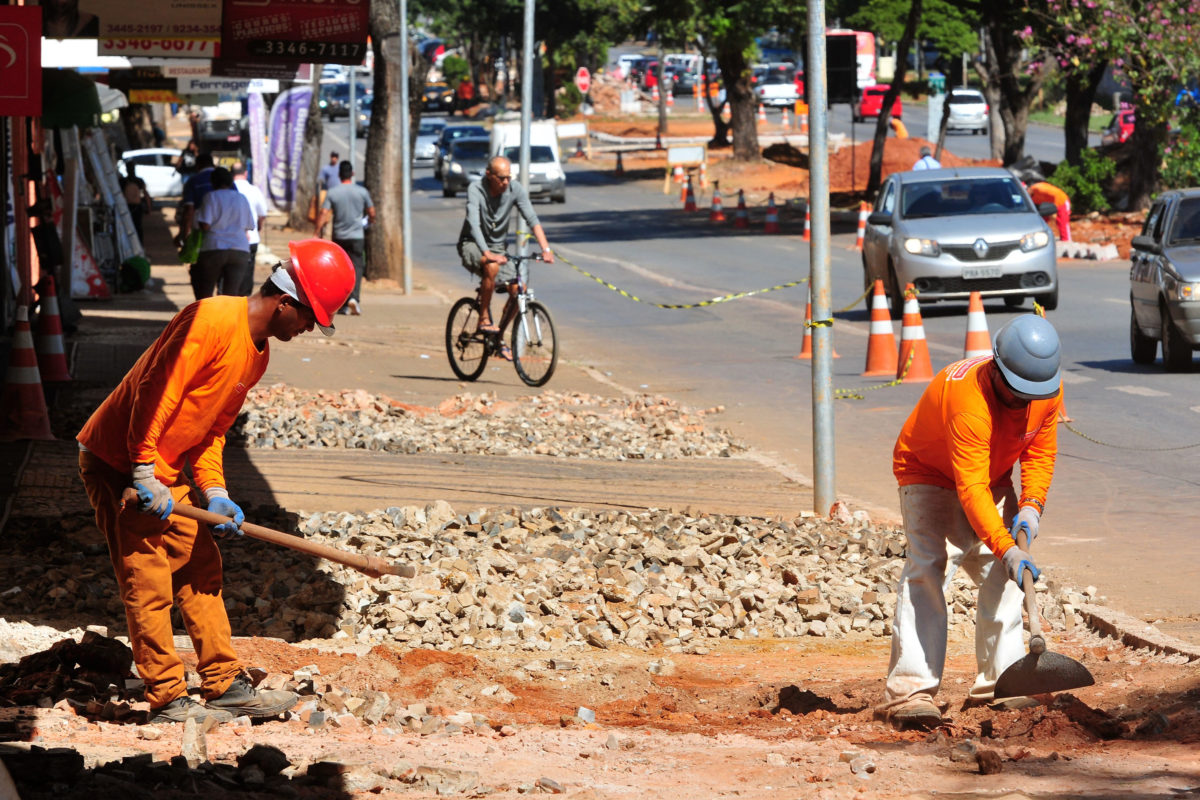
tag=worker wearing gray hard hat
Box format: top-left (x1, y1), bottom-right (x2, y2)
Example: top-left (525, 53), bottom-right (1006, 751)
top-left (877, 314), bottom-right (1064, 731)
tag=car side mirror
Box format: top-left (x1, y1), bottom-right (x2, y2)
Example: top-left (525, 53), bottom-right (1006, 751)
top-left (1036, 202), bottom-right (1058, 217)
top-left (1131, 234), bottom-right (1161, 254)
top-left (868, 211), bottom-right (892, 226)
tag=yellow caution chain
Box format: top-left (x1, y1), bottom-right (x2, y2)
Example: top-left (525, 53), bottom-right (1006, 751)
top-left (834, 350), bottom-right (915, 400)
top-left (1061, 420), bottom-right (1200, 451)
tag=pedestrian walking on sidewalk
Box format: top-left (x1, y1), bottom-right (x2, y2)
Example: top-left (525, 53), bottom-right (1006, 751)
top-left (877, 314), bottom-right (1064, 730)
top-left (192, 167), bottom-right (256, 300)
top-left (231, 161), bottom-right (269, 296)
top-left (76, 240), bottom-right (355, 725)
top-left (316, 160), bottom-right (374, 315)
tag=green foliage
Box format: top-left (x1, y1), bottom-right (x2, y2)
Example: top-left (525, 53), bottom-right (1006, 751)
top-left (1160, 123), bottom-right (1200, 190)
top-left (847, 0), bottom-right (979, 55)
top-left (1049, 150), bottom-right (1116, 213)
top-left (557, 83), bottom-right (583, 119)
top-left (441, 55), bottom-right (470, 88)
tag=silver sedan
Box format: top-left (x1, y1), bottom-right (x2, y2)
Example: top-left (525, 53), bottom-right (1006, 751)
top-left (862, 167), bottom-right (1059, 317)
top-left (1130, 188), bottom-right (1200, 371)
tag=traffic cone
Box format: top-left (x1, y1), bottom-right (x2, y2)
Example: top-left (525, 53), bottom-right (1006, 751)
top-left (862, 280), bottom-right (899, 377)
top-left (796, 287), bottom-right (839, 360)
top-left (897, 285), bottom-right (934, 383)
top-left (0, 306), bottom-right (55, 441)
top-left (696, 87), bottom-right (704, 111)
top-left (673, 164), bottom-right (684, 184)
top-left (800, 111), bottom-right (809, 135)
top-left (802, 201), bottom-right (811, 242)
top-left (680, 172), bottom-right (689, 204)
top-left (757, 104), bottom-right (767, 124)
top-left (733, 190), bottom-right (749, 229)
top-left (652, 84), bottom-right (660, 103)
top-left (699, 161), bottom-right (708, 189)
top-left (764, 192), bottom-right (780, 233)
top-left (655, 130), bottom-right (663, 150)
top-left (963, 292), bottom-right (991, 358)
top-left (615, 150), bottom-right (624, 176)
top-left (34, 277), bottom-right (71, 383)
top-left (683, 175), bottom-right (697, 212)
top-left (710, 182), bottom-right (726, 223)
top-left (781, 106), bottom-right (790, 128)
top-left (574, 138), bottom-right (586, 159)
top-left (666, 87), bottom-right (674, 108)
top-left (853, 202), bottom-right (870, 251)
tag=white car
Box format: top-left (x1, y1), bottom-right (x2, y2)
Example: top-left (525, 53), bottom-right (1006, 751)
top-left (413, 118), bottom-right (447, 166)
top-left (946, 88), bottom-right (989, 135)
top-left (117, 148), bottom-right (183, 198)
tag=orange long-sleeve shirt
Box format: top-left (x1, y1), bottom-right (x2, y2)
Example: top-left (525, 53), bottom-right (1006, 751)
top-left (892, 356), bottom-right (1062, 557)
top-left (1028, 181), bottom-right (1069, 208)
top-left (78, 296), bottom-right (268, 492)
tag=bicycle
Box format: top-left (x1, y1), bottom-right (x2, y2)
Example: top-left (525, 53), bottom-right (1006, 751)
top-left (445, 251), bottom-right (559, 387)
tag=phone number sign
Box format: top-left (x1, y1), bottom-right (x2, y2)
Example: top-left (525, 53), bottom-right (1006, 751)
top-left (222, 0), bottom-right (368, 66)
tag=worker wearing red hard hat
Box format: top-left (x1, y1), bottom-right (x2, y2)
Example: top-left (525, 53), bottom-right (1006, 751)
top-left (77, 239), bottom-right (354, 725)
top-left (877, 315), bottom-right (1064, 730)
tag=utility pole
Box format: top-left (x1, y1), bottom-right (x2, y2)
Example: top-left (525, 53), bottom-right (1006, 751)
top-left (808, 0), bottom-right (835, 515)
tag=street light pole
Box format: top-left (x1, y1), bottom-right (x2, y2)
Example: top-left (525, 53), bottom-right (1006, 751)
top-left (399, 0), bottom-right (413, 294)
top-left (516, 0), bottom-right (534, 258)
top-left (807, 0), bottom-right (835, 516)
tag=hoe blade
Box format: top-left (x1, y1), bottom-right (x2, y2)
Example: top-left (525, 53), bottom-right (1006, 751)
top-left (994, 651), bottom-right (1095, 699)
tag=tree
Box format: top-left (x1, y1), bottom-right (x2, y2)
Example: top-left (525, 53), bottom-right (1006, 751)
top-left (975, 1), bottom-right (1052, 164)
top-left (866, 0), bottom-right (920, 195)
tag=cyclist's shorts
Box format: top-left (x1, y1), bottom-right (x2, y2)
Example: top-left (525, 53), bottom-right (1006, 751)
top-left (458, 240), bottom-right (519, 284)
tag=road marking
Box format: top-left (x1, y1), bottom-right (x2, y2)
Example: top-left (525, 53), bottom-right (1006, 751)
top-left (1103, 298), bottom-right (1126, 305)
top-left (1191, 406), bottom-right (1200, 414)
top-left (1060, 372), bottom-right (1094, 384)
top-left (1108, 385), bottom-right (1169, 397)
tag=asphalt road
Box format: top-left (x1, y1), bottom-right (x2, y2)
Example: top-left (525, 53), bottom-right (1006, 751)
top-left (322, 123), bottom-right (1200, 645)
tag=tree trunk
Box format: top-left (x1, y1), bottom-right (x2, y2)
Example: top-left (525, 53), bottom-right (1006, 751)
top-left (867, 0), bottom-right (921, 196)
top-left (657, 42), bottom-right (668, 136)
top-left (975, 33), bottom-right (1005, 160)
top-left (1127, 119), bottom-right (1167, 212)
top-left (287, 83), bottom-right (324, 231)
top-left (717, 46), bottom-right (757, 161)
top-left (983, 9), bottom-right (1053, 166)
top-left (1063, 61), bottom-right (1106, 166)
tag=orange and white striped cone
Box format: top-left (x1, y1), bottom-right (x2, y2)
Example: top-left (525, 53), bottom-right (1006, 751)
top-left (652, 84), bottom-right (659, 103)
top-left (615, 151), bottom-right (624, 176)
top-left (574, 138), bottom-right (586, 159)
top-left (796, 287), bottom-right (839, 360)
top-left (733, 190), bottom-right (749, 229)
top-left (709, 183), bottom-right (726, 222)
top-left (680, 172), bottom-right (689, 204)
top-left (897, 285), bottom-right (934, 383)
top-left (862, 280), bottom-right (899, 377)
top-left (853, 202), bottom-right (870, 251)
top-left (758, 104), bottom-right (766, 124)
top-left (800, 112), bottom-right (809, 135)
top-left (781, 106), bottom-right (790, 128)
top-left (35, 277), bottom-right (71, 383)
top-left (695, 87), bottom-right (704, 111)
top-left (666, 88), bottom-right (674, 108)
top-left (963, 292), bottom-right (991, 358)
top-left (683, 175), bottom-right (697, 212)
top-left (764, 192), bottom-right (780, 234)
top-left (0, 306), bottom-right (55, 441)
top-left (673, 164), bottom-right (684, 184)
top-left (699, 161), bottom-right (708, 189)
top-left (802, 202), bottom-right (811, 242)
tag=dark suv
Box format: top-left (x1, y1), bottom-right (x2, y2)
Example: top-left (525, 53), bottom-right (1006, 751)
top-left (320, 82), bottom-right (370, 120)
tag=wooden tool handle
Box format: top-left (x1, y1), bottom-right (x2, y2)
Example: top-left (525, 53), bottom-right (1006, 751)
top-left (1015, 524), bottom-right (1045, 655)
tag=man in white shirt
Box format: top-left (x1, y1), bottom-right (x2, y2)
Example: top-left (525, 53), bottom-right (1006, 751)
top-left (913, 146), bottom-right (941, 171)
top-left (193, 167), bottom-right (255, 300)
top-left (231, 162), bottom-right (269, 296)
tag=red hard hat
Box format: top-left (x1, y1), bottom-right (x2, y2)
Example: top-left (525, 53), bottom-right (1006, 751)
top-left (286, 239), bottom-right (355, 329)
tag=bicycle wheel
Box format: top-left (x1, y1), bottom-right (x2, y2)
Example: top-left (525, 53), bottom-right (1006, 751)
top-left (446, 297), bottom-right (489, 381)
top-left (511, 301), bottom-right (558, 386)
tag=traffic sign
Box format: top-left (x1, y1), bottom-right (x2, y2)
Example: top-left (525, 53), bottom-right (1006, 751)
top-left (574, 67), bottom-right (590, 94)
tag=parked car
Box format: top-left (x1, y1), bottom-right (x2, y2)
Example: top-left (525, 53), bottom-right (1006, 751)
top-left (638, 59), bottom-right (663, 91)
top-left (1129, 188), bottom-right (1200, 370)
top-left (500, 145), bottom-right (566, 203)
top-left (434, 124), bottom-right (489, 179)
top-left (671, 56), bottom-right (718, 96)
top-left (853, 84), bottom-right (903, 122)
top-left (615, 53), bottom-right (642, 80)
top-left (117, 148), bottom-right (183, 198)
top-left (755, 64), bottom-right (798, 107)
top-left (945, 88), bottom-right (989, 135)
top-left (441, 137), bottom-right (492, 197)
top-left (1102, 109), bottom-right (1135, 145)
top-left (423, 81), bottom-right (454, 112)
top-left (320, 82), bottom-right (370, 120)
top-left (862, 167), bottom-right (1059, 317)
top-left (413, 118), bottom-right (448, 166)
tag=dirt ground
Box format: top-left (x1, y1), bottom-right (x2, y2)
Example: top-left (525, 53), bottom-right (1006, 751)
top-left (9, 627), bottom-right (1197, 798)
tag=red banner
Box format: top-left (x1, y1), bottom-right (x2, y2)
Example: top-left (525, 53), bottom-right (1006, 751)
top-left (0, 7), bottom-right (42, 117)
top-left (221, 0), bottom-right (368, 66)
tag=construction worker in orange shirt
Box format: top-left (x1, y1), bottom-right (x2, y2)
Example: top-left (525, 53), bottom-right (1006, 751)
top-left (1027, 181), bottom-right (1072, 241)
top-left (77, 240), bottom-right (355, 725)
top-left (876, 315), bottom-right (1064, 730)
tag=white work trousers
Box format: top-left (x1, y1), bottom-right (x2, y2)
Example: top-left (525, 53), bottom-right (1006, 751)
top-left (882, 484), bottom-right (1026, 709)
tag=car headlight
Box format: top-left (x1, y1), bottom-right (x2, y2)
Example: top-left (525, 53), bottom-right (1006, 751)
top-left (450, 163), bottom-right (463, 174)
top-left (546, 167), bottom-right (564, 181)
top-left (903, 238), bottom-right (940, 256)
top-left (1020, 231), bottom-right (1050, 252)
top-left (1180, 282), bottom-right (1200, 301)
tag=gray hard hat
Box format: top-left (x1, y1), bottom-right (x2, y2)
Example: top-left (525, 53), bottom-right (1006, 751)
top-left (993, 315), bottom-right (1062, 400)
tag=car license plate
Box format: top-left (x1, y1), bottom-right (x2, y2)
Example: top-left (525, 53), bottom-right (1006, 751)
top-left (962, 266), bottom-right (1002, 280)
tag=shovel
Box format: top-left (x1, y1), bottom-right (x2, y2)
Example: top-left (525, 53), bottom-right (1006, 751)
top-left (993, 525), bottom-right (1094, 699)
top-left (121, 489), bottom-right (416, 579)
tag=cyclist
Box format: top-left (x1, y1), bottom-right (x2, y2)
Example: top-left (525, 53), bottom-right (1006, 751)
top-left (457, 155), bottom-right (555, 347)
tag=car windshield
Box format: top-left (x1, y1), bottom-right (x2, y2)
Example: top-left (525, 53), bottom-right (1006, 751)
top-left (446, 127), bottom-right (486, 142)
top-left (901, 178), bottom-right (1030, 218)
top-left (1168, 197), bottom-right (1200, 243)
top-left (451, 140), bottom-right (490, 159)
top-left (503, 146), bottom-right (555, 163)
top-left (763, 69), bottom-right (794, 84)
top-left (418, 122), bottom-right (442, 136)
top-left (949, 92), bottom-right (984, 105)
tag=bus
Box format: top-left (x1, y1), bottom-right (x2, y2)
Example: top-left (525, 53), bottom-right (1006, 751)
top-left (828, 29), bottom-right (875, 88)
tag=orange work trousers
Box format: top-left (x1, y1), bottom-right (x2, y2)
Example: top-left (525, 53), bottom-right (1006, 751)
top-left (78, 450), bottom-right (242, 708)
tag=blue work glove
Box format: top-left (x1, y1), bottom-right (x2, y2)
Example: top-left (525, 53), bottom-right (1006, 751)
top-left (131, 463), bottom-right (173, 520)
top-left (204, 487), bottom-right (244, 539)
top-left (1001, 546), bottom-right (1041, 589)
top-left (1010, 505), bottom-right (1041, 546)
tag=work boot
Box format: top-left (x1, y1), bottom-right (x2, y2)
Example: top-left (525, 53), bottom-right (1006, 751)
top-left (206, 673), bottom-right (299, 719)
top-left (150, 694), bottom-right (234, 725)
top-left (886, 696), bottom-right (944, 731)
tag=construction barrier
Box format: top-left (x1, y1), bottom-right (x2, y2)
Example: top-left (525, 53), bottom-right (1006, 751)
top-left (0, 306), bottom-right (55, 441)
top-left (663, 144), bottom-right (707, 195)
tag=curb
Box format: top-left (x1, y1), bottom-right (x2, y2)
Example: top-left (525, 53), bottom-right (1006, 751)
top-left (1079, 603), bottom-right (1200, 660)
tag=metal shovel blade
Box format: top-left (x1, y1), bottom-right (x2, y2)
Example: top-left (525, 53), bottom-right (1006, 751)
top-left (994, 650), bottom-right (1095, 699)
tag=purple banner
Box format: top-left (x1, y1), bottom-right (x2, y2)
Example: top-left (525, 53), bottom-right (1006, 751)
top-left (267, 85), bottom-right (311, 211)
top-left (248, 91), bottom-right (268, 200)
